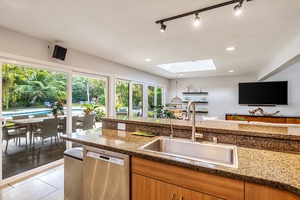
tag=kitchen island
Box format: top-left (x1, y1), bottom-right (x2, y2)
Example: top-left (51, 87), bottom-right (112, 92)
top-left (61, 117), bottom-right (300, 199)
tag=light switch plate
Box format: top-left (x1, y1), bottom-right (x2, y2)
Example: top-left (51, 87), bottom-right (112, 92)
top-left (117, 123), bottom-right (126, 130)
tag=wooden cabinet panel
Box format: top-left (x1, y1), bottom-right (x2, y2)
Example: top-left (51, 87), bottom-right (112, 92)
top-left (132, 173), bottom-right (223, 200)
top-left (132, 173), bottom-right (176, 200)
top-left (286, 118), bottom-right (300, 124)
top-left (178, 187), bottom-right (223, 200)
top-left (245, 182), bottom-right (300, 200)
top-left (131, 157), bottom-right (244, 200)
top-left (226, 114), bottom-right (300, 124)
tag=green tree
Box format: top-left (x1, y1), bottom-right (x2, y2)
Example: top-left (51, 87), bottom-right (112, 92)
top-left (15, 69), bottom-right (66, 106)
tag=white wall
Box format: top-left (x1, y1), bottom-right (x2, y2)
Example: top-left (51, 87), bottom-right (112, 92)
top-left (0, 27), bottom-right (169, 116)
top-left (169, 75), bottom-right (257, 121)
top-left (265, 62), bottom-right (300, 115)
top-left (169, 63), bottom-right (300, 121)
top-left (0, 27), bottom-right (169, 92)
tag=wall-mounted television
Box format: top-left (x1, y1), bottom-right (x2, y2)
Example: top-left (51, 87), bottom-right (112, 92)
top-left (238, 81), bottom-right (288, 105)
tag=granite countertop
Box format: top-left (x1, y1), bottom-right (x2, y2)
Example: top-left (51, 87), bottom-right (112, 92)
top-left (61, 127), bottom-right (300, 196)
top-left (101, 116), bottom-right (300, 140)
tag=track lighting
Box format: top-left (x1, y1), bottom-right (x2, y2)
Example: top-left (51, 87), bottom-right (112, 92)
top-left (160, 22), bottom-right (166, 32)
top-left (194, 13), bottom-right (200, 26)
top-left (155, 0), bottom-right (253, 32)
top-left (234, 0), bottom-right (244, 15)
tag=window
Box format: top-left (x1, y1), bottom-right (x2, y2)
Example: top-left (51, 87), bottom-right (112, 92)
top-left (116, 80), bottom-right (129, 116)
top-left (1, 63), bottom-right (67, 179)
top-left (132, 83), bottom-right (143, 117)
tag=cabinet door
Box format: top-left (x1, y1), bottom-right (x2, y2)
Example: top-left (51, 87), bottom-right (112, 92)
top-left (132, 173), bottom-right (177, 200)
top-left (245, 182), bottom-right (300, 200)
top-left (177, 187), bottom-right (224, 200)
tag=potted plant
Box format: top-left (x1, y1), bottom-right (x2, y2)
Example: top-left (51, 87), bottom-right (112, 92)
top-left (82, 102), bottom-right (100, 115)
top-left (49, 101), bottom-right (64, 118)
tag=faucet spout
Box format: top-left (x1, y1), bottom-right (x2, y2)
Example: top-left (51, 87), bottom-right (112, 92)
top-left (187, 101), bottom-right (196, 142)
top-left (169, 122), bottom-right (173, 139)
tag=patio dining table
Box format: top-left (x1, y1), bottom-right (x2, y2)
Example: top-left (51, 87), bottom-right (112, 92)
top-left (6, 116), bottom-right (75, 148)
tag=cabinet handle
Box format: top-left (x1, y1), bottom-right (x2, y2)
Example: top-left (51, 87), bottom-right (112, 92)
top-left (171, 193), bottom-right (175, 200)
top-left (180, 196), bottom-right (183, 200)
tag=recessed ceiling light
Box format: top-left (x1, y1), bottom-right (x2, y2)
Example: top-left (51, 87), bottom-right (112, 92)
top-left (227, 47), bottom-right (236, 51)
top-left (157, 59), bottom-right (216, 73)
top-left (145, 58), bottom-right (151, 62)
top-left (229, 70), bottom-right (234, 73)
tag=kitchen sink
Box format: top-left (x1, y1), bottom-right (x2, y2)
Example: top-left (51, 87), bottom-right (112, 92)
top-left (139, 137), bottom-right (238, 168)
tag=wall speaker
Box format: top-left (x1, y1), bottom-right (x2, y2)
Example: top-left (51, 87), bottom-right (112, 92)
top-left (52, 45), bottom-right (67, 61)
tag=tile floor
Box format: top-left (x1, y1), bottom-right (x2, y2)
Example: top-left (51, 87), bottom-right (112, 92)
top-left (0, 164), bottom-right (64, 200)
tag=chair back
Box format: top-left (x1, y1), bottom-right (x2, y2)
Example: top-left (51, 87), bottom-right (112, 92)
top-left (1, 126), bottom-right (9, 140)
top-left (34, 114), bottom-right (48, 118)
top-left (12, 115), bottom-right (30, 120)
top-left (72, 116), bottom-right (79, 132)
top-left (82, 114), bottom-right (96, 130)
top-left (60, 116), bottom-right (78, 134)
top-left (41, 118), bottom-right (60, 139)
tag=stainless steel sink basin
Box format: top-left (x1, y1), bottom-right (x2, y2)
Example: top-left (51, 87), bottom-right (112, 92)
top-left (139, 137), bottom-right (238, 168)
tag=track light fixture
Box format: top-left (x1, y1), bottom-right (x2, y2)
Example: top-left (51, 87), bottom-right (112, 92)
top-left (160, 22), bottom-right (166, 32)
top-left (234, 0), bottom-right (244, 15)
top-left (194, 13), bottom-right (200, 26)
top-left (156, 0), bottom-right (253, 32)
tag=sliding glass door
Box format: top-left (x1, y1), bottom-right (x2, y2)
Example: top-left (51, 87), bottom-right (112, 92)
top-left (1, 62), bottom-right (67, 179)
top-left (116, 80), bottom-right (129, 116)
top-left (132, 83), bottom-right (143, 117)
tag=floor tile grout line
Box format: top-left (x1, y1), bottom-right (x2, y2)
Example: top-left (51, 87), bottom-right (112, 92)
top-left (38, 187), bottom-right (64, 200)
top-left (37, 178), bottom-right (61, 190)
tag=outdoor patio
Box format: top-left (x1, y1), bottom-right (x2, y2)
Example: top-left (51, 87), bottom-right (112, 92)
top-left (2, 138), bottom-right (67, 179)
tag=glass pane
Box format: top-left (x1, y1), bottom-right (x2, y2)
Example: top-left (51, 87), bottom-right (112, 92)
top-left (72, 75), bottom-right (107, 147)
top-left (116, 80), bottom-right (129, 116)
top-left (132, 83), bottom-right (143, 117)
top-left (148, 86), bottom-right (155, 118)
top-left (1, 63), bottom-right (67, 179)
top-left (157, 87), bottom-right (163, 106)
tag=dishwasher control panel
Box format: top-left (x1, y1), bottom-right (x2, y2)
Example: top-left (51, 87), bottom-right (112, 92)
top-left (86, 151), bottom-right (125, 165)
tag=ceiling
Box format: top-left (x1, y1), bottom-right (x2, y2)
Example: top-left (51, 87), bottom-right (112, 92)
top-left (0, 0), bottom-right (300, 79)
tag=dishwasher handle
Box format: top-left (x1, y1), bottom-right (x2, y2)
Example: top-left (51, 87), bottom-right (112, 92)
top-left (86, 151), bottom-right (125, 166)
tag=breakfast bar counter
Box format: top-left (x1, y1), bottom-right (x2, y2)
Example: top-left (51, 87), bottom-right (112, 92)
top-left (61, 117), bottom-right (300, 197)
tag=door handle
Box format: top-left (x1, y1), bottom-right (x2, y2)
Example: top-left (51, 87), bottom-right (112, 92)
top-left (171, 193), bottom-right (175, 200)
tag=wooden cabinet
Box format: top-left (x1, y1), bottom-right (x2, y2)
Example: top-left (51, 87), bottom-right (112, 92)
top-left (226, 114), bottom-right (300, 124)
top-left (132, 173), bottom-right (222, 200)
top-left (131, 157), bottom-right (300, 200)
top-left (245, 182), bottom-right (300, 200)
top-left (131, 157), bottom-right (244, 200)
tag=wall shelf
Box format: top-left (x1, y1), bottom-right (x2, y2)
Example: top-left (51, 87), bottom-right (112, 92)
top-left (182, 92), bottom-right (208, 95)
top-left (183, 110), bottom-right (208, 113)
top-left (182, 101), bottom-right (208, 103)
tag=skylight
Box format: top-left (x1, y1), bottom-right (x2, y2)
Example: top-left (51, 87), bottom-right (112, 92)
top-left (156, 59), bottom-right (216, 73)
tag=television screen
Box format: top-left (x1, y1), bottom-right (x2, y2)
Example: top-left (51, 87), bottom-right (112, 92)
top-left (238, 81), bottom-right (288, 105)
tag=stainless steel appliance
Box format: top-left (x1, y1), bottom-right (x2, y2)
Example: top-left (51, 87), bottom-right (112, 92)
top-left (64, 147), bottom-right (83, 200)
top-left (83, 146), bottom-right (130, 200)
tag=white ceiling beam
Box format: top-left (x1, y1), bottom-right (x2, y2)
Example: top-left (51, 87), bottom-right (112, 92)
top-left (258, 34), bottom-right (300, 81)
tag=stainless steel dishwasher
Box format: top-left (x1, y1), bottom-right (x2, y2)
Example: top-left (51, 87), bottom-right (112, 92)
top-left (83, 145), bottom-right (130, 200)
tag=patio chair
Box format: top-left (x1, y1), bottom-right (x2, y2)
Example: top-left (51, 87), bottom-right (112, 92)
top-left (32, 114), bottom-right (48, 131)
top-left (58, 116), bottom-right (79, 134)
top-left (2, 125), bottom-right (28, 153)
top-left (32, 118), bottom-right (60, 148)
top-left (76, 113), bottom-right (96, 131)
top-left (12, 115), bottom-right (29, 144)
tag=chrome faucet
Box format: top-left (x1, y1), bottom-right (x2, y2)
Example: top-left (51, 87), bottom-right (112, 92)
top-left (169, 122), bottom-right (174, 139)
top-left (186, 101), bottom-right (196, 142)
